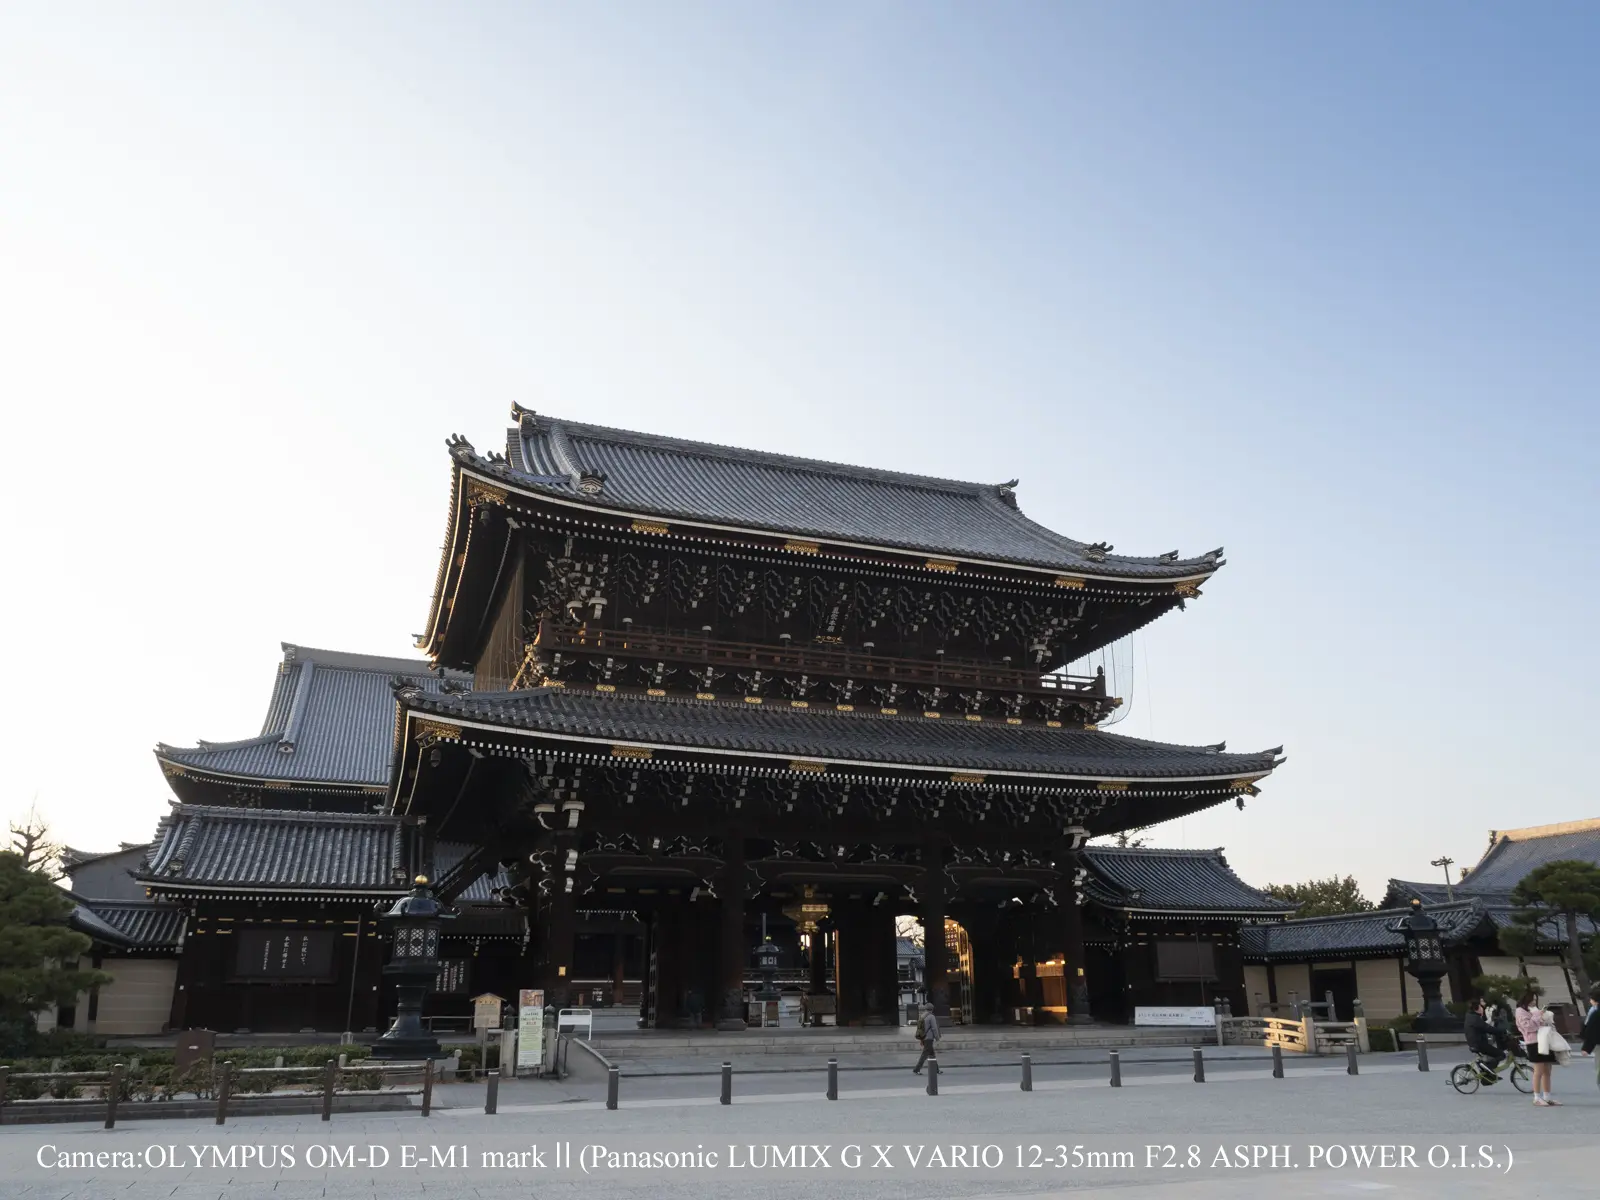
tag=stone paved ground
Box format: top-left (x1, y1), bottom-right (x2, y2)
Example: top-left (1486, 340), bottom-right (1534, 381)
top-left (2, 1050), bottom-right (1594, 1198)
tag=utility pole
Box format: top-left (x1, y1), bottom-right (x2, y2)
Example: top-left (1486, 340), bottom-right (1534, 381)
top-left (1429, 856), bottom-right (1455, 902)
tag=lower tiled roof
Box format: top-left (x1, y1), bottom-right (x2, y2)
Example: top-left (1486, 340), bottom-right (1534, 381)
top-left (136, 805), bottom-right (408, 894)
top-left (84, 900), bottom-right (186, 949)
top-left (1083, 846), bottom-right (1296, 915)
top-left (407, 689), bottom-right (1281, 781)
top-left (1240, 900), bottom-right (1492, 960)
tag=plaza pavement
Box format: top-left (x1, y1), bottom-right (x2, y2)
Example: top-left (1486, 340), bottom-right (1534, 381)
top-left (1, 1048), bottom-right (1595, 1198)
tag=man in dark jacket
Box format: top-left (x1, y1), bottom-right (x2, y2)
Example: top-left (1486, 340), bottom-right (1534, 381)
top-left (912, 1004), bottom-right (940, 1074)
top-left (1464, 999), bottom-right (1502, 1081)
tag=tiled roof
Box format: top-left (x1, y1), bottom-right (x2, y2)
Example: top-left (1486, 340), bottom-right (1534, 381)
top-left (66, 899), bottom-right (135, 948)
top-left (136, 805), bottom-right (409, 894)
top-left (1459, 819), bottom-right (1600, 890)
top-left (1383, 880), bottom-right (1596, 942)
top-left (406, 688), bottom-right (1282, 782)
top-left (454, 410), bottom-right (1225, 580)
top-left (435, 840), bottom-right (514, 903)
top-left (156, 643), bottom-right (468, 787)
top-left (80, 900), bottom-right (185, 950)
top-left (1239, 900), bottom-right (1493, 960)
top-left (1082, 846), bottom-right (1296, 914)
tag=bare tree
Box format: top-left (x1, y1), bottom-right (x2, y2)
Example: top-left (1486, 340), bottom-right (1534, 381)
top-left (9, 803), bottom-right (62, 880)
top-left (895, 915), bottom-right (923, 947)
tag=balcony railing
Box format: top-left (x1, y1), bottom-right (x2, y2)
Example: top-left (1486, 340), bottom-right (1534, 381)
top-left (533, 621), bottom-right (1104, 697)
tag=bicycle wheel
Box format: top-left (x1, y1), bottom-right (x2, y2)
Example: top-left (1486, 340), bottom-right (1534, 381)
top-left (1450, 1064), bottom-right (1481, 1095)
top-left (1509, 1061), bottom-right (1532, 1094)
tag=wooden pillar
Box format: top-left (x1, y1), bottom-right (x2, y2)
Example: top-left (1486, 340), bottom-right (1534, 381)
top-left (1059, 844), bottom-right (1093, 1025)
top-left (921, 845), bottom-right (951, 1018)
top-left (612, 933), bottom-right (628, 999)
top-left (862, 901), bottom-right (898, 1025)
top-left (833, 901), bottom-right (866, 1025)
top-left (717, 834), bottom-right (748, 1030)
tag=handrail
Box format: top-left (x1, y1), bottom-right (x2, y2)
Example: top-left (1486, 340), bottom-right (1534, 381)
top-left (538, 621), bottom-right (1105, 696)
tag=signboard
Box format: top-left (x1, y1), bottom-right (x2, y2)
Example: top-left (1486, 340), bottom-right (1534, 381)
top-left (232, 930), bottom-right (336, 980)
top-left (1134, 1006), bottom-right (1216, 1028)
top-left (473, 993), bottom-right (504, 1031)
top-left (434, 959), bottom-right (469, 995)
top-left (516, 988), bottom-right (545, 1071)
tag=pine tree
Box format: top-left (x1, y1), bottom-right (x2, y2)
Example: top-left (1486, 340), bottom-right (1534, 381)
top-left (0, 851), bottom-right (111, 1052)
top-left (1504, 860), bottom-right (1600, 996)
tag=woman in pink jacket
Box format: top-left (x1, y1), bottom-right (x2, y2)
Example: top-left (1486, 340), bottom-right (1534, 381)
top-left (1514, 989), bottom-right (1557, 1106)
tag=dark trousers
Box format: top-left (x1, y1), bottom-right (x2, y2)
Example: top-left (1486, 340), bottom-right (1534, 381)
top-left (914, 1041), bottom-right (938, 1072)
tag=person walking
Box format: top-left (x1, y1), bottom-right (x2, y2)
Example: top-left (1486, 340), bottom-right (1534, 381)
top-left (1580, 985), bottom-right (1600, 1085)
top-left (912, 1003), bottom-right (941, 1074)
top-left (1514, 989), bottom-right (1557, 1106)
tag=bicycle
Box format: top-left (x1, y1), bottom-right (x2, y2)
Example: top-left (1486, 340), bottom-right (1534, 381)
top-left (1449, 1048), bottom-right (1532, 1095)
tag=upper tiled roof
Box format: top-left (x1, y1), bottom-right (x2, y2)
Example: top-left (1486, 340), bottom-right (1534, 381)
top-left (406, 687), bottom-right (1283, 781)
top-left (1459, 818), bottom-right (1600, 890)
top-left (1240, 900), bottom-right (1492, 960)
top-left (156, 643), bottom-right (468, 787)
top-left (453, 410), bottom-right (1224, 579)
top-left (136, 805), bottom-right (409, 894)
top-left (1082, 846), bottom-right (1296, 914)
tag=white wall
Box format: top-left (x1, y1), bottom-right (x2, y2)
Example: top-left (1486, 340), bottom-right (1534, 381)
top-left (91, 959), bottom-right (178, 1035)
top-left (1355, 958), bottom-right (1406, 1020)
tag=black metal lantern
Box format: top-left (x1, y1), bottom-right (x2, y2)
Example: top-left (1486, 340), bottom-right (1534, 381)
top-left (371, 875), bottom-right (456, 1060)
top-left (753, 937), bottom-right (781, 1001)
top-left (1399, 898), bottom-right (1458, 1033)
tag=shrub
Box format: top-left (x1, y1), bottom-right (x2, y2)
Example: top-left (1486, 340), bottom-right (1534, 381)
top-left (1366, 1027), bottom-right (1396, 1053)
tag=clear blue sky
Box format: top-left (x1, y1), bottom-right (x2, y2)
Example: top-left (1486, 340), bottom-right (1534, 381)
top-left (1, 3), bottom-right (1594, 897)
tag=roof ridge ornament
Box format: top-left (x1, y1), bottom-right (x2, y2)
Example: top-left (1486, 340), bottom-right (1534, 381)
top-left (995, 479), bottom-right (1020, 509)
top-left (510, 402), bottom-right (540, 436)
top-left (1083, 541), bottom-right (1113, 562)
top-left (446, 433), bottom-right (476, 462)
top-left (577, 468), bottom-right (607, 496)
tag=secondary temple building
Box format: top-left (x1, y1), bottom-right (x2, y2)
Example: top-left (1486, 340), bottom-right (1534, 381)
top-left (64, 409), bottom-right (1295, 1035)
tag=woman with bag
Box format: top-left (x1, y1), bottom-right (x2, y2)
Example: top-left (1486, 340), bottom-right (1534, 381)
top-left (1514, 990), bottom-right (1558, 1106)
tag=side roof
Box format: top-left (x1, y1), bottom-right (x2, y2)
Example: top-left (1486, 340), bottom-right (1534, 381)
top-left (134, 804), bottom-right (412, 896)
top-left (454, 407), bottom-right (1224, 580)
top-left (1240, 900), bottom-right (1493, 961)
top-left (155, 643), bottom-right (468, 788)
top-left (1082, 846), bottom-right (1297, 916)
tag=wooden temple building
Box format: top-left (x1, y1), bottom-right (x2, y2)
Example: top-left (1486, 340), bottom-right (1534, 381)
top-left (93, 408), bottom-right (1292, 1035)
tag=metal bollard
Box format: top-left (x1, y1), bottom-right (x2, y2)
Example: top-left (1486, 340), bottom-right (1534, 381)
top-left (215, 1061), bottom-right (233, 1125)
top-left (105, 1064), bottom-right (124, 1129)
top-left (1272, 1045), bottom-right (1283, 1079)
top-left (720, 1062), bottom-right (732, 1105)
top-left (0, 1065), bottom-right (8, 1120)
top-left (926, 1056), bottom-right (938, 1096)
top-left (1346, 1043), bottom-right (1359, 1075)
top-left (1192, 1048), bottom-right (1205, 1083)
top-left (421, 1060), bottom-right (433, 1116)
top-left (1416, 1036), bottom-right (1429, 1072)
top-left (607, 1066), bottom-right (620, 1110)
top-left (826, 1058), bottom-right (837, 1101)
top-left (1021, 1052), bottom-right (1032, 1092)
top-left (486, 1069), bottom-right (499, 1114)
top-left (1109, 1049), bottom-right (1121, 1088)
top-left (321, 1059), bottom-right (335, 1121)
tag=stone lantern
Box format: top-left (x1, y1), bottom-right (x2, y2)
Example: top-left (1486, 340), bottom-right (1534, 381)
top-left (371, 875), bottom-right (456, 1060)
top-left (1399, 898), bottom-right (1458, 1033)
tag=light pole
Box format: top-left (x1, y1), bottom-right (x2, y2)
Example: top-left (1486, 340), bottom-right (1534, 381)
top-left (1429, 856), bottom-right (1456, 902)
